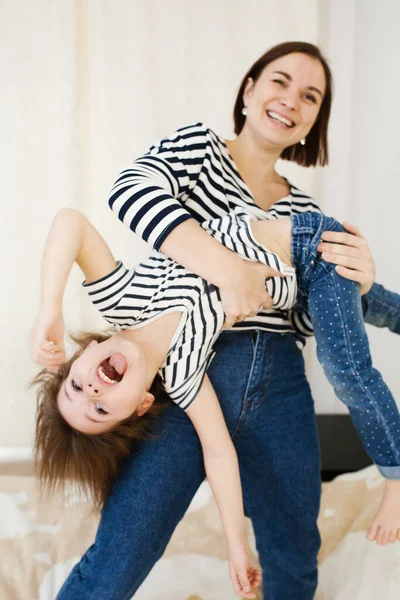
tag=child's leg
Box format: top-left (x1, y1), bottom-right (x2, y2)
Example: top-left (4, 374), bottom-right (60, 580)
top-left (250, 217), bottom-right (400, 336)
top-left (252, 214), bottom-right (400, 478)
top-left (250, 217), bottom-right (292, 267)
top-left (291, 212), bottom-right (400, 545)
top-left (308, 267), bottom-right (400, 544)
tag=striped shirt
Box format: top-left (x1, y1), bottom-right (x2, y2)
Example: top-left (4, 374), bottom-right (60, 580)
top-left (108, 122), bottom-right (320, 337)
top-left (84, 211), bottom-right (297, 410)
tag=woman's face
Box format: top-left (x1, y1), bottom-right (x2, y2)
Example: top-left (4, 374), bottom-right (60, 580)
top-left (57, 334), bottom-right (154, 434)
top-left (242, 52), bottom-right (326, 150)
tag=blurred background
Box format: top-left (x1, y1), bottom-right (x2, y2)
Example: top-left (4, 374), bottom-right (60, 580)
top-left (1, 0), bottom-right (399, 451)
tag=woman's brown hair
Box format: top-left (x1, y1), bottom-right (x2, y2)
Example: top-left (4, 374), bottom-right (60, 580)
top-left (32, 331), bottom-right (168, 511)
top-left (233, 41), bottom-right (333, 167)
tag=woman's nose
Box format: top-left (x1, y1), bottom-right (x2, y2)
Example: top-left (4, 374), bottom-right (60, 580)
top-left (280, 92), bottom-right (298, 110)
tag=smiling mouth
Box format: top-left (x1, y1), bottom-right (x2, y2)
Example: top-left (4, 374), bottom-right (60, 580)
top-left (266, 110), bottom-right (295, 128)
top-left (97, 354), bottom-right (127, 385)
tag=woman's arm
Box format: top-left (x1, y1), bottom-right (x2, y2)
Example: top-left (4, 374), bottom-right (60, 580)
top-left (161, 219), bottom-right (279, 327)
top-left (109, 128), bottom-right (275, 327)
top-left (186, 376), bottom-right (261, 598)
top-left (31, 209), bottom-right (116, 369)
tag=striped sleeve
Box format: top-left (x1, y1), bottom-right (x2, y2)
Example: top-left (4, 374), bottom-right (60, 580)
top-left (287, 309), bottom-right (314, 337)
top-left (82, 261), bottom-right (133, 316)
top-left (164, 351), bottom-right (216, 412)
top-left (108, 123), bottom-right (209, 250)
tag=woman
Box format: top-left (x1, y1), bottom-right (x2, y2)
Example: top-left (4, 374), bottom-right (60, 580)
top-left (56, 42), bottom-right (385, 600)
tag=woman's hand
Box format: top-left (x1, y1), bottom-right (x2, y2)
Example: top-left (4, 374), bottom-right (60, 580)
top-left (30, 308), bottom-right (66, 370)
top-left (317, 221), bottom-right (375, 295)
top-left (220, 260), bottom-right (284, 328)
top-left (228, 538), bottom-right (261, 598)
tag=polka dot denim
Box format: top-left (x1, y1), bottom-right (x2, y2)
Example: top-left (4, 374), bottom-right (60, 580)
top-left (291, 212), bottom-right (400, 479)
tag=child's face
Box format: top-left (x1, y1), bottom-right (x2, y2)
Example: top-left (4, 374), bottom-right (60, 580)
top-left (57, 334), bottom-right (154, 434)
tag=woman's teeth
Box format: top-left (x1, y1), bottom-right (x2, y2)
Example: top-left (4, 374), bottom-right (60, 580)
top-left (267, 111), bottom-right (294, 127)
top-left (97, 366), bottom-right (117, 385)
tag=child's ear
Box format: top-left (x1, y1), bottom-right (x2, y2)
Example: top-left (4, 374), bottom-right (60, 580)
top-left (136, 392), bottom-right (155, 417)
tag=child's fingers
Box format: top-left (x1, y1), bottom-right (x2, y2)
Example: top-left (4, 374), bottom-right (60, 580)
top-left (248, 567), bottom-right (262, 587)
top-left (40, 340), bottom-right (63, 353)
top-left (34, 348), bottom-right (66, 369)
top-left (238, 569), bottom-right (251, 593)
top-left (36, 347), bottom-right (65, 361)
top-left (230, 568), bottom-right (242, 595)
top-left (39, 359), bottom-right (64, 371)
top-left (235, 568), bottom-right (257, 598)
top-left (230, 575), bottom-right (257, 598)
top-left (38, 343), bottom-right (66, 360)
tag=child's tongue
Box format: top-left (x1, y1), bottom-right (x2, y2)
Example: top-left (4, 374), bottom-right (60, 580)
top-left (108, 353), bottom-right (127, 376)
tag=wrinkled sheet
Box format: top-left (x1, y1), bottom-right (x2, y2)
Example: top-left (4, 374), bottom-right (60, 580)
top-left (0, 465), bottom-right (399, 600)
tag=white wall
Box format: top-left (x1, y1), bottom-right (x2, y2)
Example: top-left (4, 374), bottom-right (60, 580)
top-left (0, 0), bottom-right (319, 447)
top-left (305, 0), bottom-right (400, 413)
top-left (2, 0), bottom-right (399, 447)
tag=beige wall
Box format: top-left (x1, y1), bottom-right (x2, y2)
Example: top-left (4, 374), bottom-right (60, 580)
top-left (2, 0), bottom-right (399, 449)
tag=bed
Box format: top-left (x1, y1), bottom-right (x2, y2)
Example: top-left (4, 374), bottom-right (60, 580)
top-left (1, 452), bottom-right (399, 600)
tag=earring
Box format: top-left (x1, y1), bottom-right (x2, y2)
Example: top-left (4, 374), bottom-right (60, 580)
top-left (299, 138), bottom-right (306, 146)
top-left (242, 107), bottom-right (248, 116)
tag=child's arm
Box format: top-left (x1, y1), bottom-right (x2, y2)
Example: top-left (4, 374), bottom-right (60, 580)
top-left (186, 376), bottom-right (261, 598)
top-left (31, 208), bottom-right (117, 370)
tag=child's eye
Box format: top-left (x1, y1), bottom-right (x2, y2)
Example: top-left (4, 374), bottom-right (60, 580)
top-left (94, 402), bottom-right (108, 416)
top-left (71, 379), bottom-right (82, 391)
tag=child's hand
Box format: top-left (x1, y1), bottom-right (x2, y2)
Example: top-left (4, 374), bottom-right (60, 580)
top-left (30, 310), bottom-right (66, 370)
top-left (228, 540), bottom-right (261, 598)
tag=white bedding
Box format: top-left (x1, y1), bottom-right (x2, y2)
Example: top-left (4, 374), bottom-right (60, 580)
top-left (0, 464), bottom-right (399, 599)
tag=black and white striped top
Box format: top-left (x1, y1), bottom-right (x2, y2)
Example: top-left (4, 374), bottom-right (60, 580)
top-left (108, 122), bottom-right (320, 337)
top-left (83, 211), bottom-right (297, 410)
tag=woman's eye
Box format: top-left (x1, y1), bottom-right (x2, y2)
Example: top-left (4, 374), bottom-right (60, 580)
top-left (71, 379), bottom-right (82, 391)
top-left (304, 93), bottom-right (317, 104)
top-left (273, 79), bottom-right (285, 86)
top-left (94, 403), bottom-right (108, 416)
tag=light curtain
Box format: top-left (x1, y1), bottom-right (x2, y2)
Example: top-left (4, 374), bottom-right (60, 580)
top-left (7, 0), bottom-right (400, 446)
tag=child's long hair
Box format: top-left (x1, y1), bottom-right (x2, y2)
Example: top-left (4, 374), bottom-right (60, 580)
top-left (32, 331), bottom-right (168, 511)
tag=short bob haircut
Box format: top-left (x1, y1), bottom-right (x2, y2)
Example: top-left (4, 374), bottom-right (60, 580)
top-left (233, 41), bottom-right (333, 167)
top-left (32, 331), bottom-right (168, 511)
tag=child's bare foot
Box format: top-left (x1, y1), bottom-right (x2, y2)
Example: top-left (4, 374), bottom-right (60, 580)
top-left (367, 479), bottom-right (400, 545)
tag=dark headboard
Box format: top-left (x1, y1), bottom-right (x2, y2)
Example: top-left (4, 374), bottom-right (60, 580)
top-left (317, 415), bottom-right (372, 480)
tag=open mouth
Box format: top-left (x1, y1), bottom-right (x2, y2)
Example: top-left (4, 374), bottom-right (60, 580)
top-left (97, 353), bottom-right (127, 385)
top-left (266, 110), bottom-right (295, 128)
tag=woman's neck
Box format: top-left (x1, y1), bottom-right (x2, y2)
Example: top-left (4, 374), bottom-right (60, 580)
top-left (226, 130), bottom-right (290, 210)
top-left (226, 128), bottom-right (282, 186)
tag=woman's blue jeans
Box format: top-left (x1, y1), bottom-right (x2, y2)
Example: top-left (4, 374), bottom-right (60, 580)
top-left (57, 330), bottom-right (321, 600)
top-left (292, 212), bottom-right (400, 478)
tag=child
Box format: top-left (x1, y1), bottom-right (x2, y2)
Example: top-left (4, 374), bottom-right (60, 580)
top-left (32, 208), bottom-right (400, 597)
